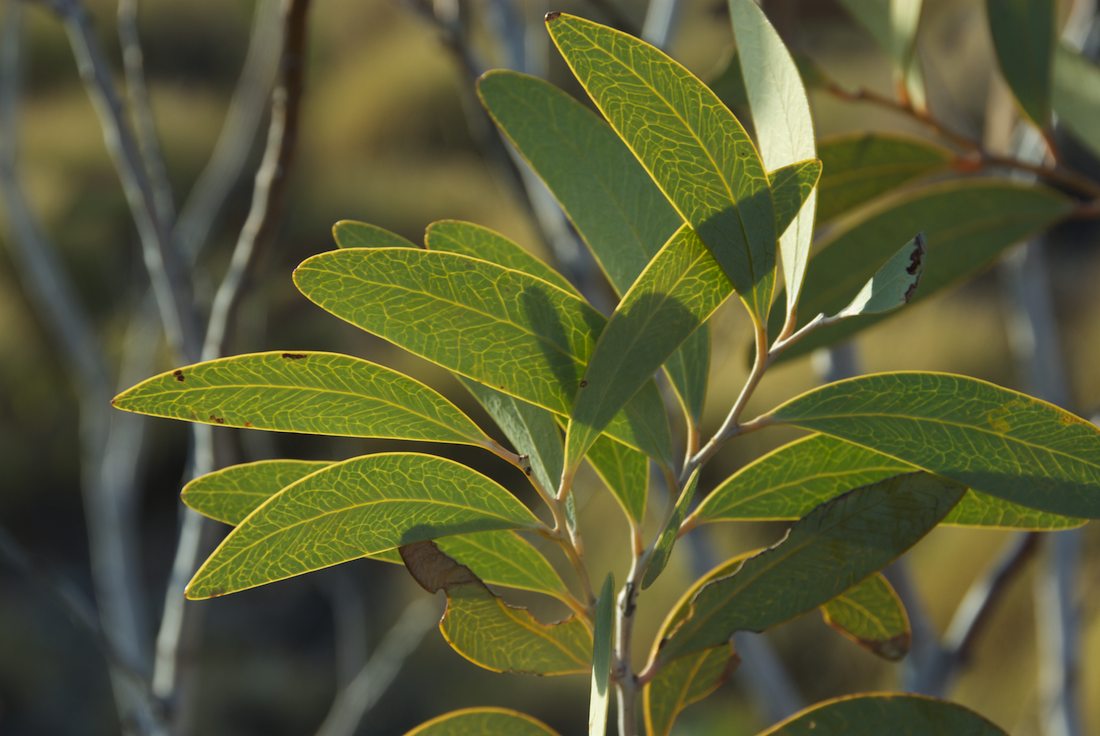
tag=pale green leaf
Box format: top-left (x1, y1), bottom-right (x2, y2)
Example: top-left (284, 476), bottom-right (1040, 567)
top-left (690, 433), bottom-right (1084, 530)
top-left (401, 541), bottom-right (592, 676)
top-left (477, 69), bottom-right (709, 422)
top-left (113, 351), bottom-right (493, 448)
top-left (546, 12), bottom-right (776, 322)
top-left (589, 575), bottom-right (614, 736)
top-left (758, 694), bottom-right (1008, 735)
top-left (182, 459), bottom-right (331, 525)
top-left (1053, 44), bottom-right (1100, 160)
top-left (332, 219), bottom-right (417, 249)
top-left (834, 233), bottom-right (925, 317)
top-left (770, 180), bottom-right (1073, 362)
top-left (730, 0), bottom-right (816, 315)
top-left (405, 708), bottom-right (559, 736)
top-left (586, 433), bottom-right (649, 524)
top-left (565, 226), bottom-right (731, 469)
top-left (817, 133), bottom-right (952, 223)
top-left (185, 453), bottom-right (540, 599)
top-left (425, 220), bottom-right (577, 295)
top-left (767, 372), bottom-right (1100, 518)
top-left (462, 380), bottom-right (563, 496)
top-left (659, 473), bottom-right (964, 662)
top-left (293, 248), bottom-right (672, 465)
top-left (822, 574), bottom-right (910, 661)
top-left (986, 0), bottom-right (1055, 127)
top-left (641, 468), bottom-right (700, 590)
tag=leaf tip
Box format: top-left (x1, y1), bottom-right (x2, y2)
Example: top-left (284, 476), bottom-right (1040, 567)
top-left (545, 10), bottom-right (561, 22)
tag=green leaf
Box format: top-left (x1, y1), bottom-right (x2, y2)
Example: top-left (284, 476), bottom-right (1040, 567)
top-left (477, 69), bottom-right (709, 423)
top-left (332, 219), bottom-right (417, 249)
top-left (565, 226), bottom-right (732, 469)
top-left (185, 453), bottom-right (540, 599)
top-left (641, 468), bottom-right (701, 590)
top-left (425, 220), bottom-right (578, 295)
top-left (589, 575), bottom-right (615, 736)
top-left (461, 380), bottom-right (563, 495)
top-left (401, 541), bottom-right (592, 676)
top-left (817, 133), bottom-right (953, 223)
top-left (293, 248), bottom-right (672, 465)
top-left (837, 0), bottom-right (925, 106)
top-left (182, 459), bottom-right (331, 525)
top-left (658, 473), bottom-right (964, 662)
top-left (758, 694), bottom-right (1008, 735)
top-left (769, 159), bottom-right (823, 240)
top-left (643, 552), bottom-right (751, 736)
top-left (821, 574), bottom-right (910, 661)
top-left (405, 708), bottom-right (559, 736)
top-left (730, 0), bottom-right (817, 316)
top-left (546, 13), bottom-right (776, 323)
top-left (1053, 45), bottom-right (1100, 160)
top-left (770, 180), bottom-right (1073, 362)
top-left (767, 372), bottom-right (1100, 518)
top-left (113, 351), bottom-right (493, 448)
top-left (690, 433), bottom-right (1084, 530)
top-left (181, 458), bottom-right (575, 600)
top-left (986, 0), bottom-right (1054, 127)
top-left (833, 233), bottom-right (925, 318)
top-left (586, 433), bottom-right (649, 524)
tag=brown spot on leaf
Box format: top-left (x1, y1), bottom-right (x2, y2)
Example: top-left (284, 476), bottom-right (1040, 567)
top-left (523, 465), bottom-right (532, 476)
top-left (173, 369), bottom-right (185, 382)
top-left (545, 10), bottom-right (561, 22)
top-left (400, 541), bottom-right (481, 593)
top-left (579, 379), bottom-right (588, 388)
top-left (906, 233), bottom-right (926, 275)
top-left (871, 632), bottom-right (912, 661)
top-left (208, 414), bottom-right (226, 425)
top-left (243, 421), bottom-right (253, 428)
top-left (904, 280), bottom-right (919, 303)
top-left (281, 352), bottom-right (307, 360)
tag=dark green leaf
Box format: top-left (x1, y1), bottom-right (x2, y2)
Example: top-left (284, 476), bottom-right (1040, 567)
top-left (586, 433), bottom-right (649, 524)
top-left (758, 694), bottom-right (1008, 735)
top-left (770, 159), bottom-right (823, 240)
top-left (767, 372), bottom-right (1100, 518)
top-left (405, 708), bottom-right (559, 736)
top-left (546, 13), bottom-right (776, 323)
top-left (986, 0), bottom-right (1055, 126)
top-left (659, 473), bottom-right (964, 662)
top-left (1053, 44), bottom-right (1100, 160)
top-left (641, 468), bottom-right (701, 590)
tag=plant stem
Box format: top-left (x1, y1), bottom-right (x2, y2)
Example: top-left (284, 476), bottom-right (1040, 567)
top-left (614, 551), bottom-right (643, 735)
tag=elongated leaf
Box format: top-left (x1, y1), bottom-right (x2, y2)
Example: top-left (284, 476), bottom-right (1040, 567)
top-left (770, 159), bottom-right (823, 238)
top-left (405, 708), bottom-right (559, 736)
top-left (402, 541), bottom-right (592, 676)
top-left (837, 0), bottom-right (925, 106)
top-left (113, 351), bottom-right (493, 448)
top-left (771, 180), bottom-right (1072, 362)
top-left (817, 133), bottom-right (952, 223)
top-left (566, 226), bottom-right (731, 468)
top-left (643, 552), bottom-right (752, 736)
top-left (462, 380), bottom-right (563, 495)
top-left (1053, 45), bottom-right (1100, 160)
top-left (768, 372), bottom-right (1100, 518)
top-left (589, 575), bottom-right (614, 735)
top-left (822, 574), bottom-right (909, 661)
top-left (641, 469), bottom-right (701, 590)
top-left (477, 70), bottom-right (710, 422)
top-left (181, 458), bottom-right (572, 599)
top-left (426, 220), bottom-right (577, 295)
top-left (691, 433), bottom-right (1084, 530)
top-left (332, 219), bottom-right (418, 249)
top-left (185, 453), bottom-right (540, 599)
top-left (834, 233), bottom-right (924, 318)
top-left (659, 473), bottom-right (964, 662)
top-left (759, 694), bottom-right (1008, 735)
top-left (730, 0), bottom-right (816, 315)
top-left (586, 433), bottom-right (649, 524)
top-left (546, 12), bottom-right (776, 322)
top-left (986, 0), bottom-right (1054, 127)
top-left (182, 459), bottom-right (331, 525)
top-left (294, 248), bottom-right (672, 465)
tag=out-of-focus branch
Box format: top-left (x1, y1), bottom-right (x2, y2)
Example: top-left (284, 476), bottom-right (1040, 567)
top-left (42, 0), bottom-right (202, 361)
top-left (117, 0), bottom-right (175, 226)
top-left (315, 597), bottom-right (439, 736)
top-left (151, 3), bottom-right (312, 733)
top-left (641, 0), bottom-right (682, 49)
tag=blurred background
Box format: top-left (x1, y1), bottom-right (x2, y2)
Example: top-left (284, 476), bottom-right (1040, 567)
top-left (1, 0), bottom-right (1099, 734)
